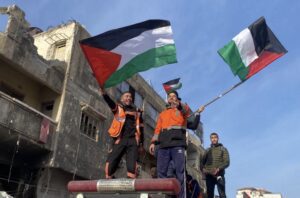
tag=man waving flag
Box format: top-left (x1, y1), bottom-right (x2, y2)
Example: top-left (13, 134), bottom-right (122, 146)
top-left (80, 19), bottom-right (177, 88)
top-left (218, 17), bottom-right (287, 81)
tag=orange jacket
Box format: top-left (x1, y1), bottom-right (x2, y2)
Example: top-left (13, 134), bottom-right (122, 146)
top-left (108, 105), bottom-right (141, 139)
top-left (151, 103), bottom-right (191, 143)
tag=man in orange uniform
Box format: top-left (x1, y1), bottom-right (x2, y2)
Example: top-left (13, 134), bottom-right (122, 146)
top-left (149, 90), bottom-right (204, 198)
top-left (100, 89), bottom-right (143, 179)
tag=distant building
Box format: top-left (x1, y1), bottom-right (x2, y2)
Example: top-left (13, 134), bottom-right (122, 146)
top-left (236, 187), bottom-right (282, 198)
top-left (0, 5), bottom-right (205, 198)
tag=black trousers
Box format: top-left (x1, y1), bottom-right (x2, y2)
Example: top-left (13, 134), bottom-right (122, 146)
top-left (206, 174), bottom-right (226, 198)
top-left (106, 137), bottom-right (138, 178)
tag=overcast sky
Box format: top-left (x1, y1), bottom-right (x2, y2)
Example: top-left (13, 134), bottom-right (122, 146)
top-left (1, 1), bottom-right (299, 197)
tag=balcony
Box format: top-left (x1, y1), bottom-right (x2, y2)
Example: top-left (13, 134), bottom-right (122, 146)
top-left (0, 91), bottom-right (57, 165)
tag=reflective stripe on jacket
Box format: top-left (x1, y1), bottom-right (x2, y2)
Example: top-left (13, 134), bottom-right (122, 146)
top-left (151, 103), bottom-right (191, 148)
top-left (154, 104), bottom-right (191, 135)
top-left (108, 105), bottom-right (141, 138)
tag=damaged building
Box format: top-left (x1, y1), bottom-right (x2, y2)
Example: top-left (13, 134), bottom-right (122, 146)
top-left (0, 5), bottom-right (205, 198)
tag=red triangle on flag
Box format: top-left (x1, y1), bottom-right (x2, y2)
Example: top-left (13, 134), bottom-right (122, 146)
top-left (80, 44), bottom-right (121, 88)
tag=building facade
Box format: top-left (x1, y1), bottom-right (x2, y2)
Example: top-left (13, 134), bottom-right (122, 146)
top-left (236, 187), bottom-right (283, 198)
top-left (0, 5), bottom-right (205, 197)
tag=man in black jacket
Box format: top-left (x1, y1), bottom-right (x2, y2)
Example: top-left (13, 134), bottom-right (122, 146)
top-left (100, 88), bottom-right (143, 179)
top-left (202, 132), bottom-right (230, 198)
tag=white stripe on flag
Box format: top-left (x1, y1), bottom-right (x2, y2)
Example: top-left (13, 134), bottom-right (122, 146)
top-left (112, 26), bottom-right (174, 70)
top-left (152, 26), bottom-right (174, 47)
top-left (232, 28), bottom-right (258, 67)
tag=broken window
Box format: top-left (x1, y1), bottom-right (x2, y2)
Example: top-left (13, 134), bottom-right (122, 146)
top-left (80, 103), bottom-right (106, 141)
top-left (41, 101), bottom-right (54, 117)
top-left (54, 40), bottom-right (66, 61)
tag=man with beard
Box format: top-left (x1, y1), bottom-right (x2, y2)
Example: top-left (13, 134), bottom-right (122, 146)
top-left (100, 89), bottom-right (143, 179)
top-left (202, 132), bottom-right (230, 198)
top-left (149, 90), bottom-right (204, 198)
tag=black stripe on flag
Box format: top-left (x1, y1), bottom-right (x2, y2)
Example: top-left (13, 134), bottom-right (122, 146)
top-left (80, 19), bottom-right (170, 51)
top-left (249, 17), bottom-right (287, 55)
top-left (163, 78), bottom-right (180, 86)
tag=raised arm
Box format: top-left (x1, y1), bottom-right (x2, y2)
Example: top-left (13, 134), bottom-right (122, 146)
top-left (187, 106), bottom-right (205, 130)
top-left (99, 88), bottom-right (117, 113)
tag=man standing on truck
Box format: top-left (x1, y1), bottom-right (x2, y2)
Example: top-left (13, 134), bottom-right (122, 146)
top-left (100, 88), bottom-right (143, 179)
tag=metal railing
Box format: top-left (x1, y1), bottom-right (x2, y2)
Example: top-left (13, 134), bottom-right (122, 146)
top-left (0, 90), bottom-right (57, 148)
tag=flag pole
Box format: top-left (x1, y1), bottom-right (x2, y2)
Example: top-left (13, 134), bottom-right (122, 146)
top-left (203, 81), bottom-right (245, 107)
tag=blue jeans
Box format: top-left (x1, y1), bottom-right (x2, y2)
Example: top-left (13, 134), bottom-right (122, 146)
top-left (157, 147), bottom-right (185, 198)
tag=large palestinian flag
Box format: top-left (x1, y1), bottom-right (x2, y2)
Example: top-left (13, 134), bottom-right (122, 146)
top-left (218, 17), bottom-right (287, 81)
top-left (80, 20), bottom-right (177, 88)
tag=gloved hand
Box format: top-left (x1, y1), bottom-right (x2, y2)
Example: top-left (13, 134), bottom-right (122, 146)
top-left (149, 143), bottom-right (155, 155)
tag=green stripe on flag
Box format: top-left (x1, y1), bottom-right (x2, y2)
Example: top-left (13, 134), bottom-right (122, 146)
top-left (171, 82), bottom-right (182, 90)
top-left (218, 40), bottom-right (249, 81)
top-left (104, 44), bottom-right (177, 88)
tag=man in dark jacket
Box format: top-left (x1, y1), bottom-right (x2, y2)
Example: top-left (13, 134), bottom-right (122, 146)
top-left (202, 132), bottom-right (230, 198)
top-left (100, 88), bottom-right (143, 179)
top-left (149, 90), bottom-right (204, 198)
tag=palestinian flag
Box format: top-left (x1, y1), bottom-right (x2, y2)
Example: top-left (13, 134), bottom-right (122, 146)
top-left (163, 78), bottom-right (182, 93)
top-left (218, 17), bottom-right (287, 81)
top-left (80, 19), bottom-right (177, 88)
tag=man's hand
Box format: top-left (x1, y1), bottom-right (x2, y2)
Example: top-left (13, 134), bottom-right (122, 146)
top-left (196, 105), bottom-right (205, 113)
top-left (212, 168), bottom-right (220, 176)
top-left (99, 87), bottom-right (106, 95)
top-left (149, 143), bottom-right (155, 156)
